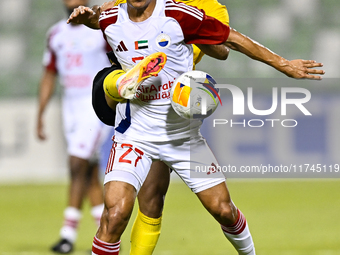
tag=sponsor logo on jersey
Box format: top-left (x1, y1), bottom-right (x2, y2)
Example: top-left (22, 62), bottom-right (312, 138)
top-left (156, 32), bottom-right (171, 49)
top-left (135, 40), bottom-right (148, 50)
top-left (116, 41), bottom-right (128, 52)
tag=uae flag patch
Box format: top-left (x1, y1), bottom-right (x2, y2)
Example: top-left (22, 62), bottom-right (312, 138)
top-left (135, 40), bottom-right (148, 50)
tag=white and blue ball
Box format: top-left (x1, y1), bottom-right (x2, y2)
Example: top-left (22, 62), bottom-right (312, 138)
top-left (170, 70), bottom-right (221, 119)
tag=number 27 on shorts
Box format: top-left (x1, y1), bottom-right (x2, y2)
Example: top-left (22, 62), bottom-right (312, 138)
top-left (105, 141), bottom-right (144, 174)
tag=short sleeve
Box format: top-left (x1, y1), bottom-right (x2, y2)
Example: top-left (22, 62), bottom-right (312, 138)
top-left (43, 28), bottom-right (58, 73)
top-left (165, 0), bottom-right (230, 45)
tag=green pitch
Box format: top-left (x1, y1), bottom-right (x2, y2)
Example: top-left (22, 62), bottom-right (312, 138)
top-left (0, 179), bottom-right (339, 255)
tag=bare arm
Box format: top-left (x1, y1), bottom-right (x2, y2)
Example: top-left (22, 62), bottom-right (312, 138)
top-left (67, 5), bottom-right (101, 29)
top-left (67, 1), bottom-right (117, 29)
top-left (224, 28), bottom-right (325, 80)
top-left (36, 69), bottom-right (57, 140)
top-left (196, 44), bottom-right (229, 60)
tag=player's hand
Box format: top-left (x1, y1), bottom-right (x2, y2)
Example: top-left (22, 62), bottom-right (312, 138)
top-left (283, 59), bottom-right (325, 80)
top-left (37, 119), bottom-right (47, 141)
top-left (67, 5), bottom-right (100, 28)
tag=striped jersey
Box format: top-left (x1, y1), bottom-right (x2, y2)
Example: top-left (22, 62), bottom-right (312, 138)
top-left (43, 20), bottom-right (111, 98)
top-left (99, 0), bottom-right (230, 141)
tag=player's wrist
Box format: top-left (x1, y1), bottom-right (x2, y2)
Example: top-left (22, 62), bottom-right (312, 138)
top-left (87, 5), bottom-right (100, 28)
top-left (273, 58), bottom-right (292, 75)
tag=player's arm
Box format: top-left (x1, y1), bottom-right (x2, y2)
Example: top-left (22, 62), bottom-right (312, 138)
top-left (196, 44), bottom-right (229, 60)
top-left (67, 5), bottom-right (101, 29)
top-left (224, 28), bottom-right (325, 80)
top-left (67, 1), bottom-right (117, 28)
top-left (36, 69), bottom-right (56, 140)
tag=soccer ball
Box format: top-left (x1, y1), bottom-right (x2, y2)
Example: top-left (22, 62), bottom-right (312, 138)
top-left (170, 70), bottom-right (221, 119)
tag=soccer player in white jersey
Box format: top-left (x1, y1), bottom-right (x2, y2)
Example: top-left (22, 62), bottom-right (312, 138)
top-left (91, 1), bottom-right (254, 253)
top-left (36, 0), bottom-right (113, 253)
top-left (68, 1), bottom-right (325, 254)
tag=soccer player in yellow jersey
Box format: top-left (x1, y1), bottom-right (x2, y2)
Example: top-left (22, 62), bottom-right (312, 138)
top-left (68, 1), bottom-right (324, 254)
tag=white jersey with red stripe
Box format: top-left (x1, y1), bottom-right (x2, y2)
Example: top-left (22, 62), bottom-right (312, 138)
top-left (43, 20), bottom-right (111, 98)
top-left (42, 20), bottom-right (112, 159)
top-left (99, 0), bottom-right (229, 142)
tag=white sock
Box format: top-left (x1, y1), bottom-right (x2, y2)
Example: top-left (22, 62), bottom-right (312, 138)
top-left (60, 207), bottom-right (82, 243)
top-left (221, 209), bottom-right (255, 255)
top-left (91, 204), bottom-right (104, 227)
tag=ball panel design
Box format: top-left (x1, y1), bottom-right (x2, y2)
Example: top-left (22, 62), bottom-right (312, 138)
top-left (172, 82), bottom-right (192, 107)
top-left (170, 70), bottom-right (220, 120)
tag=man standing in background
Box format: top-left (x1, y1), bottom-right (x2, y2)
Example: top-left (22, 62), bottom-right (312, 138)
top-left (36, 0), bottom-right (112, 253)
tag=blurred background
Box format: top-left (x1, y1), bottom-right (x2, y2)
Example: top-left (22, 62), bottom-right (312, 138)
top-left (0, 0), bottom-right (340, 254)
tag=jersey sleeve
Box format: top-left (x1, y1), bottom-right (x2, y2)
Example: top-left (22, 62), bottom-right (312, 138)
top-left (42, 49), bottom-right (57, 73)
top-left (42, 27), bottom-right (58, 73)
top-left (165, 0), bottom-right (230, 45)
top-left (99, 7), bottom-right (119, 32)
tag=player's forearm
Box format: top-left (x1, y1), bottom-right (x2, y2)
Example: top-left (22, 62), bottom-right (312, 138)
top-left (224, 28), bottom-right (290, 75)
top-left (196, 44), bottom-right (229, 60)
top-left (84, 1), bottom-right (120, 29)
top-left (67, 5), bottom-right (101, 29)
top-left (87, 5), bottom-right (101, 29)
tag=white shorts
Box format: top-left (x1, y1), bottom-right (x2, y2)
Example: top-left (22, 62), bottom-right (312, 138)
top-left (104, 135), bottom-right (226, 193)
top-left (62, 95), bottom-right (111, 160)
